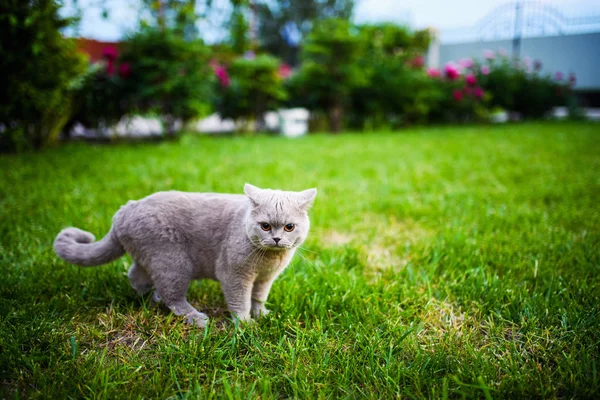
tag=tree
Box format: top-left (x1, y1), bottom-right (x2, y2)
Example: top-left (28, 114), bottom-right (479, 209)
top-left (293, 18), bottom-right (366, 133)
top-left (255, 0), bottom-right (355, 66)
top-left (0, 0), bottom-right (87, 151)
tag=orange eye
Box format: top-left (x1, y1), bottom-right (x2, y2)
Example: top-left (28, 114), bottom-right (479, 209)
top-left (261, 223), bottom-right (271, 231)
top-left (284, 223), bottom-right (295, 232)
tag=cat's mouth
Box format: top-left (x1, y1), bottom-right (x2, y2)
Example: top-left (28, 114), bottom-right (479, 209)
top-left (260, 241), bottom-right (292, 250)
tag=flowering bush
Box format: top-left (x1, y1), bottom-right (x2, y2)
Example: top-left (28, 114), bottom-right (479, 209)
top-left (474, 50), bottom-right (572, 118)
top-left (118, 27), bottom-right (215, 135)
top-left (67, 47), bottom-right (133, 134)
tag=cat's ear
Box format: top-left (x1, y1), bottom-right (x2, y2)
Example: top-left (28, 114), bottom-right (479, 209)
top-left (244, 183), bottom-right (262, 207)
top-left (297, 188), bottom-right (317, 211)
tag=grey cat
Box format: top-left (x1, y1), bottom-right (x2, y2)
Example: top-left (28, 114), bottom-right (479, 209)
top-left (54, 184), bottom-right (316, 327)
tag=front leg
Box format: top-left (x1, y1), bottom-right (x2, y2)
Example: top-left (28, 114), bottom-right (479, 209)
top-left (221, 277), bottom-right (253, 322)
top-left (251, 279), bottom-right (275, 318)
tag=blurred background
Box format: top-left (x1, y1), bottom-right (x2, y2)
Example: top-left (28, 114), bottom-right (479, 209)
top-left (2, 0), bottom-right (599, 151)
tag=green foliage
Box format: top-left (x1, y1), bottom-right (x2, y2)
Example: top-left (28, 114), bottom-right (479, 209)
top-left (229, 0), bottom-right (250, 54)
top-left (1, 123), bottom-right (599, 398)
top-left (218, 55), bottom-right (287, 129)
top-left (256, 0), bottom-right (356, 65)
top-left (67, 63), bottom-right (131, 135)
top-left (349, 24), bottom-right (436, 128)
top-left (119, 27), bottom-right (215, 135)
top-left (0, 0), bottom-right (87, 151)
top-left (477, 55), bottom-right (568, 118)
top-left (293, 18), bottom-right (367, 132)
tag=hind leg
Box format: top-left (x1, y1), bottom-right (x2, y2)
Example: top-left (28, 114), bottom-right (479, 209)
top-left (128, 262), bottom-right (154, 295)
top-left (152, 270), bottom-right (208, 328)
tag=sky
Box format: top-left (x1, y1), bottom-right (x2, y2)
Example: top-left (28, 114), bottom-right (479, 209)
top-left (65, 0), bottom-right (600, 43)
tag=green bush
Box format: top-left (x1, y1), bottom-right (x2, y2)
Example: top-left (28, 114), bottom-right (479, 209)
top-left (217, 54), bottom-right (287, 131)
top-left (0, 0), bottom-right (87, 151)
top-left (292, 19), bottom-right (367, 133)
top-left (475, 52), bottom-right (570, 118)
top-left (349, 24), bottom-right (436, 129)
top-left (119, 27), bottom-right (215, 135)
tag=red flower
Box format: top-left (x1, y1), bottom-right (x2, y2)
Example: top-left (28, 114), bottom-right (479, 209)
top-left (279, 63), bottom-right (292, 79)
top-left (410, 55), bottom-right (424, 69)
top-left (445, 64), bottom-right (460, 80)
top-left (474, 87), bottom-right (484, 99)
top-left (118, 62), bottom-right (131, 78)
top-left (464, 86), bottom-right (473, 96)
top-left (465, 74), bottom-right (477, 86)
top-left (106, 60), bottom-right (115, 76)
top-left (102, 45), bottom-right (118, 61)
top-left (453, 89), bottom-right (463, 101)
top-left (427, 68), bottom-right (441, 78)
top-left (215, 66), bottom-right (230, 88)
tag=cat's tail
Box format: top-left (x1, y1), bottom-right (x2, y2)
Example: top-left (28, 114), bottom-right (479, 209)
top-left (54, 227), bottom-right (125, 267)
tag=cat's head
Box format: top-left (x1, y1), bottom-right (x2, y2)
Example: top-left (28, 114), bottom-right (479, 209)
top-left (244, 183), bottom-right (317, 251)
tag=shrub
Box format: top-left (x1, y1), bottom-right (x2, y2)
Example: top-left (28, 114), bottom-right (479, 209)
top-left (119, 27), bottom-right (215, 136)
top-left (216, 54), bottom-right (287, 132)
top-left (475, 51), bottom-right (570, 118)
top-left (67, 49), bottom-right (132, 136)
top-left (349, 24), bottom-right (436, 128)
top-left (293, 19), bottom-right (367, 133)
top-left (0, 0), bottom-right (87, 151)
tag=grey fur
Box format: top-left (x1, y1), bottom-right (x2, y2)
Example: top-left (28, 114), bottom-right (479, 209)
top-left (54, 184), bottom-right (316, 327)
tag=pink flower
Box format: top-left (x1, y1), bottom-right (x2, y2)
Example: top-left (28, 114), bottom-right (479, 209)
top-left (474, 87), bottom-right (484, 99)
top-left (279, 63), bottom-right (292, 79)
top-left (453, 89), bottom-right (463, 102)
top-left (555, 71), bottom-right (564, 81)
top-left (466, 74), bottom-right (477, 86)
top-left (444, 63), bottom-right (460, 80)
top-left (105, 60), bottom-right (115, 75)
top-left (427, 68), bottom-right (441, 78)
top-left (534, 60), bottom-right (542, 71)
top-left (215, 66), bottom-right (230, 87)
top-left (499, 48), bottom-right (507, 56)
top-left (464, 86), bottom-right (473, 96)
top-left (568, 72), bottom-right (576, 86)
top-left (459, 58), bottom-right (474, 69)
top-left (410, 55), bottom-right (425, 68)
top-left (118, 62), bottom-right (131, 78)
top-left (483, 49), bottom-right (495, 60)
top-left (481, 65), bottom-right (491, 75)
top-left (102, 45), bottom-right (118, 61)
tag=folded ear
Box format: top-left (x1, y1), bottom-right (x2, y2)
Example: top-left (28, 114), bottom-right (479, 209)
top-left (297, 188), bottom-right (317, 211)
top-left (244, 183), bottom-right (261, 207)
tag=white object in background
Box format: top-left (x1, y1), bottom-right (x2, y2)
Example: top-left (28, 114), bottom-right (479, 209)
top-left (490, 110), bottom-right (509, 124)
top-left (264, 111), bottom-right (280, 131)
top-left (194, 113), bottom-right (236, 133)
top-left (115, 115), bottom-right (163, 137)
top-left (279, 108), bottom-right (309, 137)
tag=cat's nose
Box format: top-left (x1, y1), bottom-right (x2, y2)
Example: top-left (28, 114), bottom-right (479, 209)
top-left (273, 237), bottom-right (281, 244)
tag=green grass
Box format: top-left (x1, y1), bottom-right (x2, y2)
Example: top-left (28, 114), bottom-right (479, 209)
top-left (1, 122), bottom-right (599, 399)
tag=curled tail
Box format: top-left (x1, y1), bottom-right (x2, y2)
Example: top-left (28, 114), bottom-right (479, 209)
top-left (54, 227), bottom-right (125, 267)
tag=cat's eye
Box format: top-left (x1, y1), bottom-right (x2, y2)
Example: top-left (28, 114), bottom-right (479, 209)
top-left (260, 223), bottom-right (271, 231)
top-left (284, 223), bottom-right (295, 232)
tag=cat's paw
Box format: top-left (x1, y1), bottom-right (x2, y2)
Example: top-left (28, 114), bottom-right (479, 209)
top-left (251, 305), bottom-right (271, 319)
top-left (185, 312), bottom-right (209, 328)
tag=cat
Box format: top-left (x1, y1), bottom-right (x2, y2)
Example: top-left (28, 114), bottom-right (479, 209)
top-left (54, 183), bottom-right (317, 327)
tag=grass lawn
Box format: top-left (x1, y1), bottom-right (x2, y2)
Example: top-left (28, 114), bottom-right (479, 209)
top-left (1, 122), bottom-right (599, 398)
